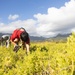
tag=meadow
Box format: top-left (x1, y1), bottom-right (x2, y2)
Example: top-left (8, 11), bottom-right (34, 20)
top-left (0, 33), bottom-right (75, 75)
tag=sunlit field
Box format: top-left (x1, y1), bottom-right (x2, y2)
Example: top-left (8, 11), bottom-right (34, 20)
top-left (0, 33), bottom-right (75, 75)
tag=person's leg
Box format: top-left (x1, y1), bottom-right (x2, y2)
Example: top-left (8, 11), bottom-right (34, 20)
top-left (1, 38), bottom-right (4, 46)
top-left (6, 39), bottom-right (10, 48)
top-left (22, 41), bottom-right (26, 50)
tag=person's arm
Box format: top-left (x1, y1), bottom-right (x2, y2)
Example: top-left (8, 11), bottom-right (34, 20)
top-left (22, 41), bottom-right (30, 54)
top-left (10, 40), bottom-right (16, 47)
top-left (26, 43), bottom-right (30, 53)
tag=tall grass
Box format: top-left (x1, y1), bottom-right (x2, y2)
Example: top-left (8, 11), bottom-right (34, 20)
top-left (0, 33), bottom-right (75, 75)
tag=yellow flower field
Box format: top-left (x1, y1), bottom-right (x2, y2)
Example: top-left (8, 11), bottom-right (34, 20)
top-left (0, 33), bottom-right (75, 75)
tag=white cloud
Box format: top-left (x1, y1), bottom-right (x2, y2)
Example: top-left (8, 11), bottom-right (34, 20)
top-left (0, 0), bottom-right (75, 37)
top-left (8, 14), bottom-right (19, 20)
top-left (34, 0), bottom-right (75, 37)
top-left (0, 19), bottom-right (37, 36)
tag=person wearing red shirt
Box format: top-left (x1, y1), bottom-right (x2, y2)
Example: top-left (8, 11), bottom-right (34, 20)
top-left (10, 27), bottom-right (30, 54)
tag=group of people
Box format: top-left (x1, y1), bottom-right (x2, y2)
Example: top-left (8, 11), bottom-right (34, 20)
top-left (0, 27), bottom-right (30, 54)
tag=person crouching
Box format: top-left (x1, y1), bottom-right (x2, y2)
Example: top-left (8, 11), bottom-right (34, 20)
top-left (10, 27), bottom-right (30, 54)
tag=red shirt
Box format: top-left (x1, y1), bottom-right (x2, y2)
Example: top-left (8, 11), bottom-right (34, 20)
top-left (10, 29), bottom-right (30, 44)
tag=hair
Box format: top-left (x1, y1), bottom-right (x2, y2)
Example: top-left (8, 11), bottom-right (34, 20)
top-left (19, 27), bottom-right (25, 31)
top-left (20, 32), bottom-right (29, 42)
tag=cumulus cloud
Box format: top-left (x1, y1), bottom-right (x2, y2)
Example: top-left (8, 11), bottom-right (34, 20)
top-left (0, 19), bottom-right (37, 36)
top-left (0, 0), bottom-right (75, 37)
top-left (8, 14), bottom-right (19, 20)
top-left (34, 0), bottom-right (75, 37)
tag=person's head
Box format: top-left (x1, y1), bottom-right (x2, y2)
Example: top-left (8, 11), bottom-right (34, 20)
top-left (20, 32), bottom-right (29, 42)
top-left (19, 27), bottom-right (25, 31)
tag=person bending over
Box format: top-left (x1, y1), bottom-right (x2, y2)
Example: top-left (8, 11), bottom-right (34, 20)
top-left (1, 35), bottom-right (10, 48)
top-left (10, 27), bottom-right (30, 54)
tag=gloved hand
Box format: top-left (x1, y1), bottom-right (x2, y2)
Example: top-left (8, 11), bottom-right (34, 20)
top-left (13, 45), bottom-right (20, 52)
top-left (19, 44), bottom-right (22, 48)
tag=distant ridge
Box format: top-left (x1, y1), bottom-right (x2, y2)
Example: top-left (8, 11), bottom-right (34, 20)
top-left (47, 33), bottom-right (72, 42)
top-left (0, 33), bottom-right (46, 41)
top-left (54, 33), bottom-right (72, 38)
top-left (0, 33), bottom-right (11, 37)
top-left (30, 36), bottom-right (46, 41)
top-left (0, 33), bottom-right (72, 42)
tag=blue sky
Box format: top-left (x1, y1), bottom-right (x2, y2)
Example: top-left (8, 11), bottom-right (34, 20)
top-left (0, 0), bottom-right (69, 23)
top-left (0, 0), bottom-right (75, 37)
